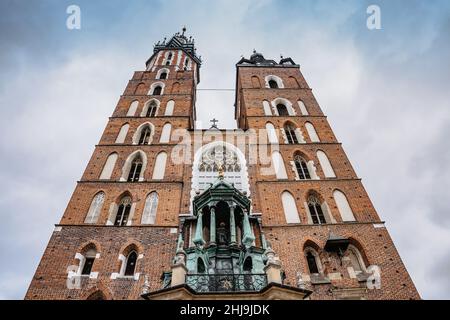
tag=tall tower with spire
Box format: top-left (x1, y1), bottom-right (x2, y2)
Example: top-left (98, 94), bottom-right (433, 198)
top-left (26, 31), bottom-right (419, 300)
top-left (26, 28), bottom-right (202, 300)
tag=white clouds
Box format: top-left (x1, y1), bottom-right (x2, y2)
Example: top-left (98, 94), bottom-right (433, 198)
top-left (0, 47), bottom-right (137, 299)
top-left (1, 0), bottom-right (449, 300)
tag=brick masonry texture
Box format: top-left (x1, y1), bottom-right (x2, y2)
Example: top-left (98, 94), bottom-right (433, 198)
top-left (26, 47), bottom-right (420, 300)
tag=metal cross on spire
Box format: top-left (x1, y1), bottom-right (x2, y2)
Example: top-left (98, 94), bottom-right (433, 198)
top-left (210, 118), bottom-right (219, 129)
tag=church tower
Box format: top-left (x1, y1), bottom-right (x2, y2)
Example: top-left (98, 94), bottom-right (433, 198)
top-left (26, 28), bottom-right (202, 300)
top-left (26, 31), bottom-right (420, 300)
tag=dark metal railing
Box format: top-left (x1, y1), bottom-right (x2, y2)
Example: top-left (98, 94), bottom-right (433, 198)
top-left (186, 273), bottom-right (267, 293)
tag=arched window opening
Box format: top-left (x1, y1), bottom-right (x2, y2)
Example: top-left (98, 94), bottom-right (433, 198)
top-left (196, 145), bottom-right (243, 191)
top-left (159, 72), bottom-right (167, 80)
top-left (281, 191), bottom-right (300, 223)
top-left (348, 245), bottom-right (366, 273)
top-left (305, 122), bottom-right (320, 142)
top-left (84, 192), bottom-right (105, 224)
top-left (265, 123), bottom-right (278, 144)
top-left (134, 83), bottom-right (146, 95)
top-left (272, 151), bottom-right (288, 179)
top-left (243, 257), bottom-right (253, 272)
top-left (99, 153), bottom-right (118, 180)
top-left (127, 155), bottom-right (143, 182)
top-left (138, 127), bottom-right (152, 145)
top-left (165, 100), bottom-right (175, 116)
top-left (284, 123), bottom-right (299, 144)
top-left (294, 155), bottom-right (311, 180)
top-left (124, 251), bottom-right (138, 276)
top-left (142, 192), bottom-right (158, 224)
top-left (165, 52), bottom-right (173, 65)
top-left (306, 251), bottom-right (319, 274)
top-left (153, 86), bottom-right (162, 96)
top-left (298, 100), bottom-right (308, 115)
top-left (262, 100), bottom-right (272, 116)
top-left (81, 249), bottom-right (96, 275)
top-left (265, 75), bottom-right (284, 88)
top-left (308, 195), bottom-right (326, 224)
top-left (115, 123), bottom-right (129, 144)
top-left (197, 258), bottom-right (206, 273)
top-left (317, 150), bottom-right (336, 178)
top-left (127, 101), bottom-right (139, 116)
top-left (115, 196), bottom-right (132, 226)
top-left (152, 152), bottom-right (167, 180)
top-left (160, 123), bottom-right (172, 143)
top-left (268, 79), bottom-right (278, 88)
top-left (333, 190), bottom-right (355, 222)
top-left (146, 101), bottom-right (157, 117)
top-left (277, 104), bottom-right (289, 116)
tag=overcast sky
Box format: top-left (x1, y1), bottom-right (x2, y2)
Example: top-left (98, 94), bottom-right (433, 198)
top-left (1, 0), bottom-right (449, 299)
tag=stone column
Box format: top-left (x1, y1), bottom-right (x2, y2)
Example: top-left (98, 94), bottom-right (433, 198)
top-left (193, 210), bottom-right (205, 246)
top-left (229, 205), bottom-right (237, 245)
top-left (242, 209), bottom-right (255, 248)
top-left (209, 206), bottom-right (216, 245)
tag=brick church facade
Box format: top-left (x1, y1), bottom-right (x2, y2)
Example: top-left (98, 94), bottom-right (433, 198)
top-left (26, 29), bottom-right (420, 300)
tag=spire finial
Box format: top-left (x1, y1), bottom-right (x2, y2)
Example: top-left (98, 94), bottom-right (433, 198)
top-left (253, 49), bottom-right (256, 54)
top-left (210, 118), bottom-right (219, 129)
top-left (182, 26), bottom-right (187, 36)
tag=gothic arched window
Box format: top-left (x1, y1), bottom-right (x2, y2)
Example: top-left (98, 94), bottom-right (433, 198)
top-left (284, 123), bottom-right (299, 144)
top-left (268, 79), bottom-right (278, 88)
top-left (152, 152), bottom-right (167, 180)
top-left (115, 196), bottom-right (132, 226)
top-left (281, 191), bottom-right (300, 223)
top-left (294, 155), bottom-right (311, 180)
top-left (197, 145), bottom-right (243, 191)
top-left (138, 126), bottom-right (152, 145)
top-left (317, 150), bottom-right (336, 178)
top-left (277, 104), bottom-right (289, 116)
top-left (304, 248), bottom-right (322, 274)
top-left (99, 153), bottom-right (118, 180)
top-left (127, 155), bottom-right (143, 182)
top-left (81, 248), bottom-right (96, 275)
top-left (159, 72), bottom-right (167, 80)
top-left (152, 85), bottom-right (162, 96)
top-left (146, 102), bottom-right (157, 117)
top-left (197, 258), bottom-right (206, 273)
top-left (165, 52), bottom-right (173, 65)
top-left (84, 192), bottom-right (105, 224)
top-left (127, 100), bottom-right (139, 116)
top-left (348, 245), bottom-right (366, 274)
top-left (308, 195), bottom-right (326, 224)
top-left (141, 192), bottom-right (158, 224)
top-left (124, 251), bottom-right (138, 276)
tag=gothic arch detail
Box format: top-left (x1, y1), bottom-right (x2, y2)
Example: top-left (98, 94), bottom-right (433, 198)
top-left (190, 141), bottom-right (250, 212)
top-left (120, 150), bottom-right (147, 182)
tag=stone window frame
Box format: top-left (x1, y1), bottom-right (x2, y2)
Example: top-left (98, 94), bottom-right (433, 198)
top-left (264, 75), bottom-right (284, 89)
top-left (148, 81), bottom-right (165, 96)
top-left (156, 67), bottom-right (170, 80)
top-left (120, 150), bottom-right (148, 182)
